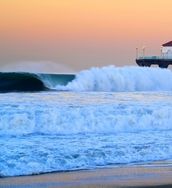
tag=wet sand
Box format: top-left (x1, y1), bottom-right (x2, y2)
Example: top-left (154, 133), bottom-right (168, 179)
top-left (1, 162), bottom-right (172, 188)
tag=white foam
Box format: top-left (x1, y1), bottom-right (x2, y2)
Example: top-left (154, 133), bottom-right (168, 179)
top-left (1, 92), bottom-right (172, 176)
top-left (0, 92), bottom-right (172, 136)
top-left (57, 66), bottom-right (172, 91)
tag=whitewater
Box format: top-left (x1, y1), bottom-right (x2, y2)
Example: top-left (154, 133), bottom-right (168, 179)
top-left (1, 66), bottom-right (172, 177)
top-left (55, 66), bottom-right (172, 91)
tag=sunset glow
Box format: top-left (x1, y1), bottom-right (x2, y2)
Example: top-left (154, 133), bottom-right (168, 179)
top-left (0, 0), bottom-right (172, 70)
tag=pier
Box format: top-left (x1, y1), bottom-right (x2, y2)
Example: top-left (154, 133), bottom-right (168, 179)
top-left (136, 41), bottom-right (172, 68)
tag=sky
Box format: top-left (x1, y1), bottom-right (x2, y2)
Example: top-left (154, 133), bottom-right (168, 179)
top-left (0, 0), bottom-right (172, 72)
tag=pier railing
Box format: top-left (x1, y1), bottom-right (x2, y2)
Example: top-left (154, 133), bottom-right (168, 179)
top-left (137, 56), bottom-right (172, 60)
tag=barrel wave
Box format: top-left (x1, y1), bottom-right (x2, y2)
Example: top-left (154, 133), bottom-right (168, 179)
top-left (0, 72), bottom-right (75, 92)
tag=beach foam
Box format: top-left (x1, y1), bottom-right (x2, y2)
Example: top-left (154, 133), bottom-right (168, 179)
top-left (0, 92), bottom-right (172, 136)
top-left (1, 86), bottom-right (172, 176)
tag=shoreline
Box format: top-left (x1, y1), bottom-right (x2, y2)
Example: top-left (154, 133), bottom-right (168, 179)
top-left (1, 162), bottom-right (172, 188)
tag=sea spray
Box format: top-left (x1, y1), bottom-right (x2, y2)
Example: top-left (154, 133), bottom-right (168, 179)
top-left (0, 61), bottom-right (74, 73)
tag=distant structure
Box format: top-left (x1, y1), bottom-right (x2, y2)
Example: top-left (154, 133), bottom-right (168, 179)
top-left (136, 41), bottom-right (172, 68)
top-left (162, 41), bottom-right (172, 58)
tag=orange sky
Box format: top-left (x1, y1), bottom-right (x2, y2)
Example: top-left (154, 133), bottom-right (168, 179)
top-left (0, 0), bottom-right (172, 71)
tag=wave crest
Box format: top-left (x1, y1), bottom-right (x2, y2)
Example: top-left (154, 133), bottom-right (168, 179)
top-left (57, 66), bottom-right (172, 92)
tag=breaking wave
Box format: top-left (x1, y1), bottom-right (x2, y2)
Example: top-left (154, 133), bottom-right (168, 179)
top-left (1, 66), bottom-right (172, 92)
top-left (57, 66), bottom-right (172, 92)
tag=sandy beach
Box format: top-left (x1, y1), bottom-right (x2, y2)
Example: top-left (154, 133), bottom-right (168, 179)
top-left (1, 162), bottom-right (172, 188)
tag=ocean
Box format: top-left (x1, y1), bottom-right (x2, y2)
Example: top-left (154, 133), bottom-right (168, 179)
top-left (1, 66), bottom-right (172, 177)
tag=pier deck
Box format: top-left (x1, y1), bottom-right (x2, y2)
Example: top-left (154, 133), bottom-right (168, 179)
top-left (136, 56), bottom-right (172, 68)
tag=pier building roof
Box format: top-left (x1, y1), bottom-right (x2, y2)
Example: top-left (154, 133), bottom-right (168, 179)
top-left (162, 41), bottom-right (172, 47)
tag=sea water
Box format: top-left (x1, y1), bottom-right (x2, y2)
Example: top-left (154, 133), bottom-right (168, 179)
top-left (1, 66), bottom-right (172, 177)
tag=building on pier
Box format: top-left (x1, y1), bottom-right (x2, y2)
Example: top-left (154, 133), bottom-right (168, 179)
top-left (136, 41), bottom-right (172, 68)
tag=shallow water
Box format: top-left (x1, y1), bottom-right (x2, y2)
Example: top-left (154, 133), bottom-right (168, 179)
top-left (1, 91), bottom-right (172, 176)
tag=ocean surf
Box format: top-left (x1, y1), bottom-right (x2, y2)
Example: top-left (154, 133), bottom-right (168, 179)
top-left (1, 66), bottom-right (172, 92)
top-left (1, 66), bottom-right (172, 177)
